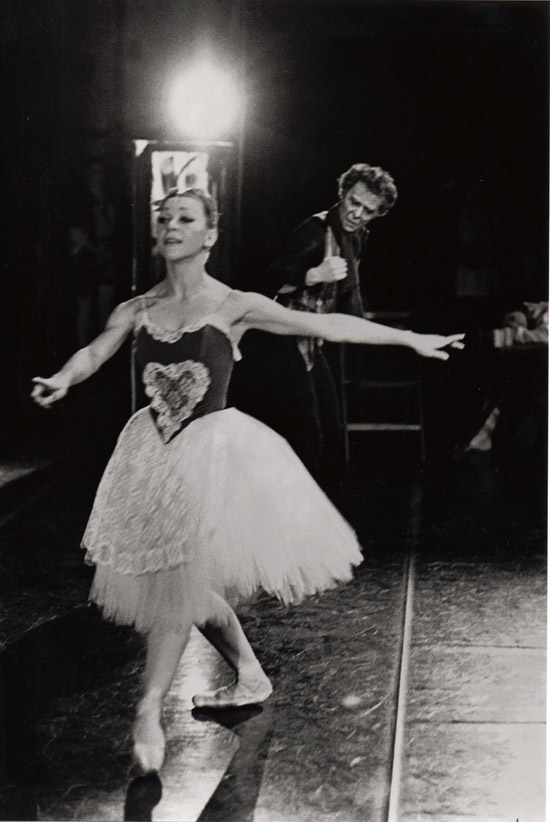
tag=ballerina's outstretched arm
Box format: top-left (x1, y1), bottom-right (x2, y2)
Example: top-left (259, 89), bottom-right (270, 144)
top-left (31, 299), bottom-right (138, 408)
top-left (224, 291), bottom-right (465, 361)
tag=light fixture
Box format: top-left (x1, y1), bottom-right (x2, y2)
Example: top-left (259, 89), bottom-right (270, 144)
top-left (167, 59), bottom-right (244, 140)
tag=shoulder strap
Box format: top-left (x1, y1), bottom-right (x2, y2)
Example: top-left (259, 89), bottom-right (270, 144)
top-left (133, 295), bottom-right (147, 333)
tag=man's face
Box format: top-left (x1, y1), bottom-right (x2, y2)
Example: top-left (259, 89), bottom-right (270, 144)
top-left (339, 182), bottom-right (384, 233)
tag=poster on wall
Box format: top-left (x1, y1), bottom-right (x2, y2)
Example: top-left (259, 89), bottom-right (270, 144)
top-left (150, 150), bottom-right (210, 201)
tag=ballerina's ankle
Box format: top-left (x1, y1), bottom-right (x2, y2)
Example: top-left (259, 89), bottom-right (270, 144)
top-left (136, 690), bottom-right (163, 716)
top-left (237, 661), bottom-right (270, 684)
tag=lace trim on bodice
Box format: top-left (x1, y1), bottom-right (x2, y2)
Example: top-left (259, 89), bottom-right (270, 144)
top-left (134, 301), bottom-right (242, 361)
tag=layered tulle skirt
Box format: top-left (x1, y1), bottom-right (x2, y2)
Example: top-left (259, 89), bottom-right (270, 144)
top-left (82, 407), bottom-right (362, 633)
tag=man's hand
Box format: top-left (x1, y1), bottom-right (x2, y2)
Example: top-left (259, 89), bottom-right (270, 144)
top-left (305, 256), bottom-right (347, 286)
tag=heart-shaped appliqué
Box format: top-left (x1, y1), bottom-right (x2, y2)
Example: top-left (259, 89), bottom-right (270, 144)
top-left (143, 360), bottom-right (211, 443)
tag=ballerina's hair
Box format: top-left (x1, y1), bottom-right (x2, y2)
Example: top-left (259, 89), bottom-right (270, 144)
top-left (338, 163), bottom-right (398, 216)
top-left (153, 187), bottom-right (219, 229)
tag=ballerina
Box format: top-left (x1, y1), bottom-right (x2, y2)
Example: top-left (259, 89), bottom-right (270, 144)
top-left (32, 188), bottom-right (463, 773)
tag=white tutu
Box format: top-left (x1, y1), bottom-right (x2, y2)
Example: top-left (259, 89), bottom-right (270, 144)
top-left (82, 407), bottom-right (362, 633)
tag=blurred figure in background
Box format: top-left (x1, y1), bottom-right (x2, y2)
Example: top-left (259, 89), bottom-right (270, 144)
top-left (68, 160), bottom-right (119, 338)
top-left (67, 226), bottom-right (99, 347)
top-left (466, 302), bottom-right (548, 461)
top-left (85, 160), bottom-right (117, 328)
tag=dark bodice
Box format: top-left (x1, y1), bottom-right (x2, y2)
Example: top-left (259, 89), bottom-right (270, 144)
top-left (134, 313), bottom-right (240, 444)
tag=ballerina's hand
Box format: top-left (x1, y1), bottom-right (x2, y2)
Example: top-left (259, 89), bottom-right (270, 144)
top-left (31, 377), bottom-right (69, 408)
top-left (412, 333), bottom-right (465, 361)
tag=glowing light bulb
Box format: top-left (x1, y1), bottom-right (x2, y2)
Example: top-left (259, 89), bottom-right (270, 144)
top-left (167, 60), bottom-right (243, 139)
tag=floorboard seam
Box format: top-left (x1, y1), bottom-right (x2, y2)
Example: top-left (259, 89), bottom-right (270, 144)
top-left (387, 481), bottom-right (423, 822)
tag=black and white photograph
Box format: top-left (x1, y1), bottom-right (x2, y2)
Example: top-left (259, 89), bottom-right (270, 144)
top-left (0, 2), bottom-right (547, 821)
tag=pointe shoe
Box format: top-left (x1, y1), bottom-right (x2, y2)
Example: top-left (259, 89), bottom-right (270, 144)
top-left (133, 739), bottom-right (165, 775)
top-left (132, 703), bottom-right (166, 774)
top-left (192, 675), bottom-right (273, 709)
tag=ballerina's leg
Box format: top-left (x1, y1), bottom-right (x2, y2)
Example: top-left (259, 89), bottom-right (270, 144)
top-left (193, 592), bottom-right (272, 709)
top-left (133, 592), bottom-right (272, 767)
top-left (133, 621), bottom-right (192, 773)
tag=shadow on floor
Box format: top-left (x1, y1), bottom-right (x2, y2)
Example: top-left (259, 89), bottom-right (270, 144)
top-left (193, 705), bottom-right (274, 822)
top-left (122, 706), bottom-right (273, 822)
top-left (0, 606), bottom-right (143, 821)
top-left (124, 774), bottom-right (163, 822)
top-left (0, 605), bottom-right (275, 822)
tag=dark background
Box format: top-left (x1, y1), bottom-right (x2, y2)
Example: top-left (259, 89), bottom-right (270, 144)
top-left (1, 0), bottom-right (547, 457)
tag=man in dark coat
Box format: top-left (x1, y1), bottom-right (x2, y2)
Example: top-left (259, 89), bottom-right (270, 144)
top-left (238, 163), bottom-right (398, 493)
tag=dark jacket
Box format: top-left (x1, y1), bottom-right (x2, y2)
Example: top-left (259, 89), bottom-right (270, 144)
top-left (263, 203), bottom-right (368, 317)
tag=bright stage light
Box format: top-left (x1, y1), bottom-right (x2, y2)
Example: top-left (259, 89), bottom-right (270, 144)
top-left (167, 60), bottom-right (243, 139)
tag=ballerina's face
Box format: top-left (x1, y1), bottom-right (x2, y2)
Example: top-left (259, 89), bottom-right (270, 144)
top-left (156, 195), bottom-right (217, 260)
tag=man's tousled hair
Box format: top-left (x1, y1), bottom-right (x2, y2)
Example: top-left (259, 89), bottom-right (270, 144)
top-left (338, 163), bottom-right (398, 215)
